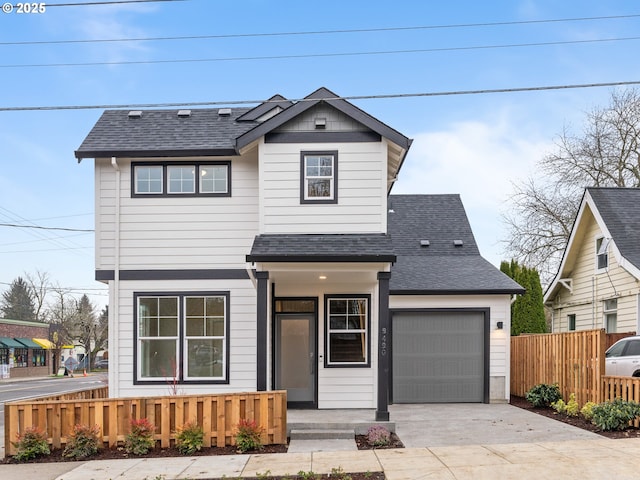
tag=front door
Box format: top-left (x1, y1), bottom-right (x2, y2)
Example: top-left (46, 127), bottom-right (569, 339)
top-left (275, 313), bottom-right (316, 408)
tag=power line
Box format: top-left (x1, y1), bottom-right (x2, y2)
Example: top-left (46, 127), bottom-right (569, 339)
top-left (40, 0), bottom-right (185, 6)
top-left (2, 13), bottom-right (638, 46)
top-left (2, 80), bottom-right (640, 112)
top-left (0, 223), bottom-right (94, 232)
top-left (2, 35), bottom-right (639, 69)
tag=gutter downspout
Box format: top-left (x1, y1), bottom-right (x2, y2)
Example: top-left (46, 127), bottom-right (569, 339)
top-left (111, 157), bottom-right (120, 396)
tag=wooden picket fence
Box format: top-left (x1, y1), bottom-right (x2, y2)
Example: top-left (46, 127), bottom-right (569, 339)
top-left (601, 376), bottom-right (640, 427)
top-left (5, 389), bottom-right (287, 456)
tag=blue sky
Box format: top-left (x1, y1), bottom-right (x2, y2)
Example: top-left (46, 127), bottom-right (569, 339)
top-left (1, 0), bottom-right (639, 310)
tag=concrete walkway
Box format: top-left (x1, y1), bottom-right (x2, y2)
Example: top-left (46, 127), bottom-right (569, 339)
top-left (3, 404), bottom-right (637, 479)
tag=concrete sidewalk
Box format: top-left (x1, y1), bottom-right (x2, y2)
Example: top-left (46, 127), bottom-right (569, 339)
top-left (3, 438), bottom-right (640, 479)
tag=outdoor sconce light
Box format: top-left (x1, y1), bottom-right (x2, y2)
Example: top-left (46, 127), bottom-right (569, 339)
top-left (496, 322), bottom-right (504, 330)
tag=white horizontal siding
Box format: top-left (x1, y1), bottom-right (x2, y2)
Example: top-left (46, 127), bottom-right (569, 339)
top-left (94, 155), bottom-right (259, 272)
top-left (109, 278), bottom-right (257, 398)
top-left (259, 141), bottom-right (388, 234)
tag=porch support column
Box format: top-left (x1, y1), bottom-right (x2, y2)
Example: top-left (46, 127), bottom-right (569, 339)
top-left (376, 271), bottom-right (391, 421)
top-left (256, 271), bottom-right (269, 391)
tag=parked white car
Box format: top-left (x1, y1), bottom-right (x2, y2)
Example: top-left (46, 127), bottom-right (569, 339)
top-left (605, 336), bottom-right (640, 377)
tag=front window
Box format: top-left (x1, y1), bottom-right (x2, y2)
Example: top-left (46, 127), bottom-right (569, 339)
top-left (604, 298), bottom-right (617, 333)
top-left (326, 296), bottom-right (369, 366)
top-left (136, 293), bottom-right (229, 383)
top-left (132, 162), bottom-right (230, 197)
top-left (301, 151), bottom-right (338, 203)
top-left (14, 348), bottom-right (27, 367)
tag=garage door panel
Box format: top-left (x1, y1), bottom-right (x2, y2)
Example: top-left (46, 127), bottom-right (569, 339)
top-left (392, 311), bottom-right (485, 403)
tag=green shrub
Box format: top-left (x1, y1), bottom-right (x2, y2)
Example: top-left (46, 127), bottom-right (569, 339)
top-left (63, 424), bottom-right (101, 459)
top-left (581, 401), bottom-right (597, 421)
top-left (525, 383), bottom-right (561, 408)
top-left (551, 393), bottom-right (579, 417)
top-left (366, 425), bottom-right (391, 447)
top-left (176, 421), bottom-right (204, 455)
top-left (235, 418), bottom-right (263, 453)
top-left (124, 418), bottom-right (156, 455)
top-left (591, 398), bottom-right (640, 431)
top-left (12, 426), bottom-right (50, 461)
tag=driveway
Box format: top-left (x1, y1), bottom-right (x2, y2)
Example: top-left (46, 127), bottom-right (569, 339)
top-left (389, 403), bottom-right (602, 447)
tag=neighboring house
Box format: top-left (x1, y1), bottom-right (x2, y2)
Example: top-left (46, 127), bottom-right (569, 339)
top-left (545, 187), bottom-right (640, 334)
top-left (0, 318), bottom-right (54, 378)
top-left (75, 87), bottom-right (522, 418)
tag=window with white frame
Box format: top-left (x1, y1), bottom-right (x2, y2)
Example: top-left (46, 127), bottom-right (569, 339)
top-left (326, 296), bottom-right (369, 366)
top-left (133, 162), bottom-right (230, 197)
top-left (136, 293), bottom-right (229, 383)
top-left (604, 298), bottom-right (617, 333)
top-left (596, 236), bottom-right (609, 270)
top-left (301, 151), bottom-right (337, 203)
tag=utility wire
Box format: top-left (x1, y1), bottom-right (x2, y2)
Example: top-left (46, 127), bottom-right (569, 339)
top-left (38, 0), bottom-right (185, 6)
top-left (2, 13), bottom-right (638, 46)
top-left (0, 223), bottom-right (94, 232)
top-left (2, 80), bottom-right (640, 112)
top-left (2, 35), bottom-right (639, 69)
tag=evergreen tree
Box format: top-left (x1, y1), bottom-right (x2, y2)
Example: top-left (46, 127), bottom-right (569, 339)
top-left (1, 277), bottom-right (35, 320)
top-left (500, 260), bottom-right (547, 336)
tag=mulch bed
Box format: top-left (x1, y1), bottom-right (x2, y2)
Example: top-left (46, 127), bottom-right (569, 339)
top-left (3, 434), bottom-right (401, 479)
top-left (510, 395), bottom-right (640, 439)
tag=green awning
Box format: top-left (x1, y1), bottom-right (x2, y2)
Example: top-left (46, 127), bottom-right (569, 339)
top-left (0, 337), bottom-right (26, 348)
top-left (15, 338), bottom-right (41, 348)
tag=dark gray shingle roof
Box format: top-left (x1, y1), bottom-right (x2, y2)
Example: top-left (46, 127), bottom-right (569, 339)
top-left (388, 194), bottom-right (524, 294)
top-left (247, 234), bottom-right (396, 262)
top-left (75, 108), bottom-right (256, 159)
top-left (588, 187), bottom-right (640, 271)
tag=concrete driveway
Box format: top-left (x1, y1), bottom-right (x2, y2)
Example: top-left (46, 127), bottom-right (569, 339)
top-left (389, 403), bottom-right (602, 447)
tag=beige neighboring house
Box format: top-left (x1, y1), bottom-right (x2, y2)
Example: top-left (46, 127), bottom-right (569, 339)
top-left (545, 187), bottom-right (640, 333)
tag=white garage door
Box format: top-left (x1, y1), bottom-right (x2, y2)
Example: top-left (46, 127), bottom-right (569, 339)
top-left (392, 311), bottom-right (486, 403)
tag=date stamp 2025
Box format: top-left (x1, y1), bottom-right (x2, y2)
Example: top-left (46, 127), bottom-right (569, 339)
top-left (2, 3), bottom-right (47, 14)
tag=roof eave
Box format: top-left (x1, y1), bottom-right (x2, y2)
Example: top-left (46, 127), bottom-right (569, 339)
top-left (246, 254), bottom-right (397, 263)
top-left (75, 148), bottom-right (239, 160)
top-left (390, 288), bottom-right (525, 295)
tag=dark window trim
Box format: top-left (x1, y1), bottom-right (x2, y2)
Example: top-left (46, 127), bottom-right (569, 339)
top-left (133, 291), bottom-right (231, 385)
top-left (568, 314), bottom-right (576, 331)
top-left (300, 151), bottom-right (338, 205)
top-left (389, 307), bottom-right (491, 404)
top-left (324, 294), bottom-right (371, 368)
top-left (131, 161), bottom-right (231, 198)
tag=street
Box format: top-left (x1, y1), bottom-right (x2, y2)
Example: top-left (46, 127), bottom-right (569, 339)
top-left (0, 375), bottom-right (106, 458)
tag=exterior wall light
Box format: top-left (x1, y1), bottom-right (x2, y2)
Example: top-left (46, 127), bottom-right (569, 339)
top-left (496, 321), bottom-right (504, 330)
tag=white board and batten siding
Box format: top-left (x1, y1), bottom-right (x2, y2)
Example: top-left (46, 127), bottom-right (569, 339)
top-left (552, 211), bottom-right (640, 333)
top-left (94, 155), bottom-right (259, 271)
top-left (390, 295), bottom-right (512, 402)
top-left (109, 279), bottom-right (258, 398)
top-left (258, 140), bottom-right (389, 235)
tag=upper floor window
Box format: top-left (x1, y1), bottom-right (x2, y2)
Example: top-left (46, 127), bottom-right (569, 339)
top-left (604, 298), bottom-right (617, 333)
top-left (595, 236), bottom-right (609, 271)
top-left (300, 151), bottom-right (338, 204)
top-left (133, 162), bottom-right (230, 197)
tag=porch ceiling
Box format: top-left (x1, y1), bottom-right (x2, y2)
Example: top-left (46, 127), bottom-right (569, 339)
top-left (256, 262), bottom-right (389, 287)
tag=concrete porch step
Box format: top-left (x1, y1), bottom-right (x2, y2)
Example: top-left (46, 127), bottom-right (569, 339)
top-left (287, 421), bottom-right (395, 436)
top-left (289, 429), bottom-right (354, 440)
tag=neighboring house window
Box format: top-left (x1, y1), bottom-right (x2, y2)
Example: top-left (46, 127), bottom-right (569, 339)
top-left (604, 298), bottom-right (617, 333)
top-left (135, 292), bottom-right (229, 383)
top-left (132, 162), bottom-right (230, 197)
top-left (325, 295), bottom-right (369, 366)
top-left (595, 237), bottom-right (609, 270)
top-left (568, 314), bottom-right (576, 331)
top-left (300, 151), bottom-right (338, 204)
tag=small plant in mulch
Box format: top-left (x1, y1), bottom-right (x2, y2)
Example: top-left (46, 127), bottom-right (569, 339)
top-left (590, 398), bottom-right (640, 431)
top-left (124, 418), bottom-right (156, 455)
top-left (581, 401), bottom-right (597, 421)
top-left (525, 383), bottom-right (561, 408)
top-left (366, 425), bottom-right (391, 447)
top-left (12, 426), bottom-right (50, 461)
top-left (175, 421), bottom-right (204, 455)
top-left (235, 418), bottom-right (264, 453)
top-left (63, 424), bottom-right (101, 459)
top-left (551, 393), bottom-right (580, 417)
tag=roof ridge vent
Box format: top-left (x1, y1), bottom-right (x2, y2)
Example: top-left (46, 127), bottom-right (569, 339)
top-left (128, 110), bottom-right (142, 119)
top-left (218, 108), bottom-right (232, 116)
top-left (177, 109), bottom-right (191, 118)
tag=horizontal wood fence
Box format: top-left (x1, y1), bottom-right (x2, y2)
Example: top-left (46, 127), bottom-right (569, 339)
top-left (5, 389), bottom-right (287, 456)
top-left (602, 376), bottom-right (640, 427)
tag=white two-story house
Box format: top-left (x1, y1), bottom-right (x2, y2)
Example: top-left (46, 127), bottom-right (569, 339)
top-left (75, 87), bottom-right (522, 419)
